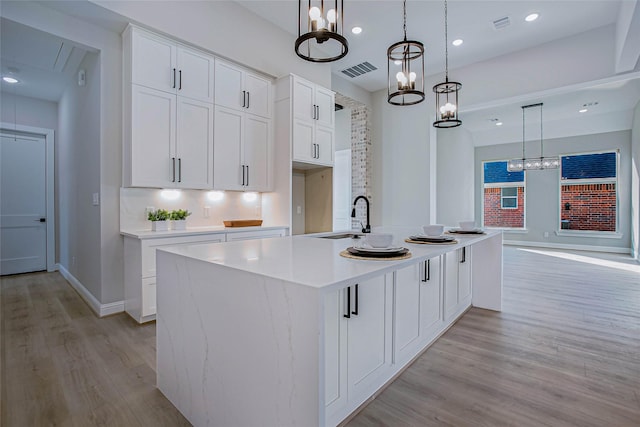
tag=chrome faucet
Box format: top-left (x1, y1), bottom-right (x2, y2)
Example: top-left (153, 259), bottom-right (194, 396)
top-left (351, 195), bottom-right (371, 233)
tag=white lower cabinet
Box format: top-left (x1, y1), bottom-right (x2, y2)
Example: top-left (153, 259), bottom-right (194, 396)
top-left (124, 228), bottom-right (288, 323)
top-left (394, 256), bottom-right (443, 365)
top-left (444, 246), bottom-right (472, 322)
top-left (324, 275), bottom-right (393, 427)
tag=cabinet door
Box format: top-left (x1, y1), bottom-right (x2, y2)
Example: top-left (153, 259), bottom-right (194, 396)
top-left (177, 46), bottom-right (214, 102)
top-left (244, 114), bottom-right (271, 191)
top-left (131, 85), bottom-right (176, 187)
top-left (292, 78), bottom-right (315, 123)
top-left (315, 125), bottom-right (334, 165)
top-left (315, 86), bottom-right (335, 128)
top-left (245, 73), bottom-right (271, 118)
top-left (347, 275), bottom-right (391, 399)
top-left (324, 290), bottom-right (348, 419)
top-left (213, 106), bottom-right (244, 191)
top-left (176, 97), bottom-right (214, 189)
top-left (458, 246), bottom-right (472, 304)
top-left (394, 264), bottom-right (422, 362)
top-left (420, 257), bottom-right (442, 339)
top-left (444, 251), bottom-right (459, 321)
top-left (292, 118), bottom-right (314, 163)
top-left (214, 60), bottom-right (244, 110)
top-left (131, 29), bottom-right (176, 93)
top-left (225, 229), bottom-right (287, 241)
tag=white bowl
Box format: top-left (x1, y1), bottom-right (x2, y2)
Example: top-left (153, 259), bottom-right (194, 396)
top-left (365, 233), bottom-right (394, 248)
top-left (459, 220), bottom-right (476, 231)
top-left (422, 224), bottom-right (444, 237)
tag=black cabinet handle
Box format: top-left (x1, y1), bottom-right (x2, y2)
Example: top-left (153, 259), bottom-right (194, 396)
top-left (246, 165), bottom-right (249, 186)
top-left (171, 157), bottom-right (176, 182)
top-left (178, 158), bottom-right (182, 182)
top-left (247, 91), bottom-right (250, 109)
top-left (242, 165), bottom-right (245, 186)
top-left (343, 286), bottom-right (351, 318)
top-left (316, 105), bottom-right (320, 121)
top-left (316, 144), bottom-right (320, 159)
top-left (422, 259), bottom-right (431, 282)
top-left (461, 247), bottom-right (466, 263)
top-left (172, 68), bottom-right (176, 89)
top-left (179, 70), bottom-right (182, 90)
top-left (242, 91), bottom-right (246, 108)
top-left (352, 284), bottom-right (359, 315)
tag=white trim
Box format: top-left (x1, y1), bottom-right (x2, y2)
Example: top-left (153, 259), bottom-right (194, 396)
top-left (58, 264), bottom-right (125, 317)
top-left (497, 228), bottom-right (529, 234)
top-left (555, 230), bottom-right (623, 239)
top-left (0, 123), bottom-right (56, 272)
top-left (484, 182), bottom-right (525, 188)
top-left (560, 177), bottom-right (616, 185)
top-left (503, 240), bottom-right (631, 254)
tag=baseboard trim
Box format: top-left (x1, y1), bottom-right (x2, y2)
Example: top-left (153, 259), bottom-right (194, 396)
top-left (503, 240), bottom-right (631, 254)
top-left (57, 264), bottom-right (125, 317)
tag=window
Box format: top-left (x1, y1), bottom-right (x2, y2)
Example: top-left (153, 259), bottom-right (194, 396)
top-left (560, 151), bottom-right (618, 232)
top-left (483, 161), bottom-right (525, 228)
top-left (501, 187), bottom-right (518, 209)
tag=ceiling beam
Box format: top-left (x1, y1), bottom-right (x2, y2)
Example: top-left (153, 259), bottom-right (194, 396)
top-left (615, 0), bottom-right (640, 73)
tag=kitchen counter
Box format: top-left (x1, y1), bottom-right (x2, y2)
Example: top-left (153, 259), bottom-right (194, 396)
top-left (120, 224), bottom-right (288, 239)
top-left (156, 227), bottom-right (503, 426)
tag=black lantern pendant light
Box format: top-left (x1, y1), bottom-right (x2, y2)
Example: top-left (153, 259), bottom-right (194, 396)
top-left (295, 0), bottom-right (348, 63)
top-left (433, 0), bottom-right (462, 128)
top-left (387, 0), bottom-right (425, 106)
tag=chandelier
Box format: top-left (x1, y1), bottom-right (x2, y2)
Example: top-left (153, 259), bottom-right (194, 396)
top-left (295, 0), bottom-right (349, 63)
top-left (433, 0), bottom-right (461, 128)
top-left (507, 103), bottom-right (560, 171)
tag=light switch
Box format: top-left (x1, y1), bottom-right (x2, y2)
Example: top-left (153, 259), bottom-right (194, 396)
top-left (297, 206), bottom-right (302, 214)
top-left (92, 193), bottom-right (100, 206)
top-left (204, 206), bottom-right (210, 218)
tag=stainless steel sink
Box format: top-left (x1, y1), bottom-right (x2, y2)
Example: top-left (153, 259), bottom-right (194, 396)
top-left (317, 233), bottom-right (362, 239)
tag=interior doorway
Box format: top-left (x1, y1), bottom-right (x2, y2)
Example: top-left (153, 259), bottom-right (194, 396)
top-left (0, 125), bottom-right (55, 275)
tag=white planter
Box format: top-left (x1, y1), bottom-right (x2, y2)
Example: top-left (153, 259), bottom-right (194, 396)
top-left (171, 220), bottom-right (187, 230)
top-left (151, 221), bottom-right (169, 232)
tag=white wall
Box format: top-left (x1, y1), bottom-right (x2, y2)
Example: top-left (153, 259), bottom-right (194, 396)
top-left (331, 74), bottom-right (373, 109)
top-left (371, 90), bottom-right (431, 227)
top-left (0, 93), bottom-right (58, 130)
top-left (475, 130), bottom-right (632, 251)
top-left (58, 51), bottom-right (102, 299)
top-left (436, 127), bottom-right (475, 226)
top-left (631, 101), bottom-right (640, 259)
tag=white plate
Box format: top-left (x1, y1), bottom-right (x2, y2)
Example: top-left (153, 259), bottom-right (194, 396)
top-left (410, 235), bottom-right (455, 241)
top-left (450, 228), bottom-right (484, 233)
top-left (352, 246), bottom-right (405, 253)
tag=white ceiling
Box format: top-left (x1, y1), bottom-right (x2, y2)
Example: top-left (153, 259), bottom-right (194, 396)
top-left (0, 17), bottom-right (89, 101)
top-left (236, 0), bottom-right (622, 92)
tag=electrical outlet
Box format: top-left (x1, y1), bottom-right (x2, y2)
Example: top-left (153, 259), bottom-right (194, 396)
top-left (204, 206), bottom-right (210, 218)
top-left (297, 206), bottom-right (302, 214)
top-left (92, 192), bottom-right (100, 206)
top-left (544, 231), bottom-right (549, 238)
top-left (72, 256), bottom-right (76, 266)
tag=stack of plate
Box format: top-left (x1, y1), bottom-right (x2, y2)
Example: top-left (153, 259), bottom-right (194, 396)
top-left (407, 235), bottom-right (456, 243)
top-left (447, 228), bottom-right (485, 234)
top-left (346, 246), bottom-right (408, 258)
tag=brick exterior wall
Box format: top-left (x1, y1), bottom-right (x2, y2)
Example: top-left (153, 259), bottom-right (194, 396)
top-left (484, 187), bottom-right (525, 228)
top-left (561, 183), bottom-right (616, 231)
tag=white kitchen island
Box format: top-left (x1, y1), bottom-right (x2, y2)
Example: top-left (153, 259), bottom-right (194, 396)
top-left (156, 227), bottom-right (502, 427)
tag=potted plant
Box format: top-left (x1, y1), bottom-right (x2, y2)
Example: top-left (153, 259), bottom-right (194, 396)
top-left (170, 209), bottom-right (191, 230)
top-left (147, 209), bottom-right (170, 231)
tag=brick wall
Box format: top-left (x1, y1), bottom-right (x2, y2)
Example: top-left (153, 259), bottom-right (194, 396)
top-left (561, 183), bottom-right (616, 231)
top-left (484, 187), bottom-right (525, 228)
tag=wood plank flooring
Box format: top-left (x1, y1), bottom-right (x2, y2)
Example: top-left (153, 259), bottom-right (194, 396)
top-left (346, 247), bottom-right (640, 427)
top-left (1, 246), bottom-right (639, 426)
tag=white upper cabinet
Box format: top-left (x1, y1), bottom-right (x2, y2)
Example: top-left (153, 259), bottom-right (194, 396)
top-left (215, 59), bottom-right (272, 118)
top-left (127, 26), bottom-right (214, 103)
top-left (277, 74), bottom-right (335, 167)
top-left (123, 25), bottom-right (214, 189)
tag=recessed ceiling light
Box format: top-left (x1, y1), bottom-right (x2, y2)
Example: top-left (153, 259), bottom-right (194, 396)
top-left (452, 39), bottom-right (463, 46)
top-left (351, 26), bottom-right (362, 35)
top-left (525, 13), bottom-right (539, 22)
top-left (496, 122), bottom-right (503, 126)
top-left (3, 76), bottom-right (19, 84)
top-left (579, 108), bottom-right (588, 113)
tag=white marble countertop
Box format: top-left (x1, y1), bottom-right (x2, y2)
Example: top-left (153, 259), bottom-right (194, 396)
top-left (158, 226), bottom-right (502, 291)
top-left (120, 225), bottom-right (289, 239)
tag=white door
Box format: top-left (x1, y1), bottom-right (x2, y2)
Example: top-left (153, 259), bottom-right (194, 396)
top-left (213, 106), bottom-right (243, 191)
top-left (292, 118), bottom-right (314, 163)
top-left (244, 73), bottom-right (271, 118)
top-left (214, 59), bottom-right (244, 110)
top-left (176, 46), bottom-right (214, 102)
top-left (131, 28), bottom-right (176, 92)
top-left (333, 149), bottom-right (351, 231)
top-left (292, 78), bottom-right (315, 123)
top-left (244, 114), bottom-right (270, 191)
top-left (315, 125), bottom-right (334, 165)
top-left (314, 86), bottom-right (335, 128)
top-left (0, 133), bottom-right (47, 275)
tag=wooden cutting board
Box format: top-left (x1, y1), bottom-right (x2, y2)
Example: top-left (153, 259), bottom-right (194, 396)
top-left (223, 219), bottom-right (263, 227)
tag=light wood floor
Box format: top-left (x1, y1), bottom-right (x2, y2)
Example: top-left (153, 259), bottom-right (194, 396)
top-left (2, 247), bottom-right (639, 426)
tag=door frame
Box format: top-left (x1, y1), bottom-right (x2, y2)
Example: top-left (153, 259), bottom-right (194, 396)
top-left (1, 122), bottom-right (56, 272)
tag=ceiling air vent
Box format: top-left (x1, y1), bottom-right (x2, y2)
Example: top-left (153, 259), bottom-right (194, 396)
top-left (493, 16), bottom-right (510, 30)
top-left (340, 61), bottom-right (377, 78)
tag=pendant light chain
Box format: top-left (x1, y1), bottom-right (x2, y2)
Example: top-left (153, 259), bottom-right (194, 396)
top-left (540, 104), bottom-right (544, 158)
top-left (522, 107), bottom-right (526, 160)
top-left (444, 0), bottom-right (449, 81)
top-left (403, 0), bottom-right (407, 41)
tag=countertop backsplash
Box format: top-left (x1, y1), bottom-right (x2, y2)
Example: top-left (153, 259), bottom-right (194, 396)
top-left (120, 187), bottom-right (263, 231)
